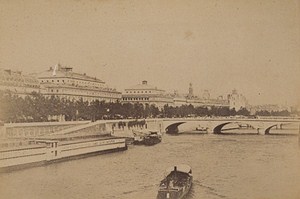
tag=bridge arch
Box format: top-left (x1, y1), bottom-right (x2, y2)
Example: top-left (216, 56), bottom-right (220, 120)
top-left (213, 122), bottom-right (231, 134)
top-left (165, 122), bottom-right (186, 134)
top-left (213, 122), bottom-right (257, 134)
top-left (265, 124), bottom-right (277, 135)
top-left (265, 123), bottom-right (293, 135)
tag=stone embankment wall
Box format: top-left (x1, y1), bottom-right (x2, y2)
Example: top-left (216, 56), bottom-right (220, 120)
top-left (0, 119), bottom-right (163, 171)
top-left (0, 119), bottom-right (164, 148)
top-left (2, 121), bottom-right (89, 139)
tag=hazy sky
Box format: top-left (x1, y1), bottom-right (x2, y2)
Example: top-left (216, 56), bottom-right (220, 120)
top-left (0, 0), bottom-right (299, 106)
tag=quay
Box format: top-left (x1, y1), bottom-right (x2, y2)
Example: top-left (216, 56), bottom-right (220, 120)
top-left (0, 119), bottom-right (163, 172)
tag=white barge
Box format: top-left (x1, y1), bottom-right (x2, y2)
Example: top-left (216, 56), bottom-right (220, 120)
top-left (0, 136), bottom-right (127, 171)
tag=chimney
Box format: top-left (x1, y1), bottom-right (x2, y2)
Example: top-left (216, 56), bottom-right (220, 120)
top-left (142, 80), bottom-right (147, 85)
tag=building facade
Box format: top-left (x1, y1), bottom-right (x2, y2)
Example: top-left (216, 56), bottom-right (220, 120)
top-left (122, 81), bottom-right (174, 109)
top-left (184, 84), bottom-right (230, 108)
top-left (227, 89), bottom-right (247, 111)
top-left (249, 104), bottom-right (290, 115)
top-left (172, 90), bottom-right (188, 107)
top-left (122, 81), bottom-right (233, 110)
top-left (37, 64), bottom-right (121, 102)
top-left (0, 68), bottom-right (41, 97)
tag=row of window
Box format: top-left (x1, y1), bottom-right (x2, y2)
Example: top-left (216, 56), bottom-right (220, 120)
top-left (0, 76), bottom-right (23, 82)
top-left (57, 95), bottom-right (116, 103)
top-left (126, 90), bottom-right (152, 94)
top-left (41, 78), bottom-right (103, 87)
top-left (123, 97), bottom-right (150, 101)
top-left (48, 89), bottom-right (120, 97)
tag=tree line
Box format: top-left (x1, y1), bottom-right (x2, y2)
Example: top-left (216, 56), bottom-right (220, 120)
top-left (0, 91), bottom-right (294, 123)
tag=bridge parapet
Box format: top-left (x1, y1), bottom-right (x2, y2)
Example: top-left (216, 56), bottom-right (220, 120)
top-left (162, 118), bottom-right (300, 135)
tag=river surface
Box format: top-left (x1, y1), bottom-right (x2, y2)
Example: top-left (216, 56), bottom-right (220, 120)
top-left (1, 133), bottom-right (300, 199)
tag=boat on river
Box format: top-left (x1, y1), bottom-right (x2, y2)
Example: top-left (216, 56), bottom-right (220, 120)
top-left (132, 130), bottom-right (146, 145)
top-left (195, 126), bottom-right (208, 132)
top-left (144, 131), bottom-right (162, 146)
top-left (132, 130), bottom-right (162, 145)
top-left (183, 126), bottom-right (208, 134)
top-left (157, 164), bottom-right (193, 199)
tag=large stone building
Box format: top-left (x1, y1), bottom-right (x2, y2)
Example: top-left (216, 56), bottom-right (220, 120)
top-left (37, 64), bottom-right (121, 102)
top-left (185, 83), bottom-right (230, 108)
top-left (0, 68), bottom-right (41, 97)
top-left (122, 80), bottom-right (174, 109)
top-left (227, 89), bottom-right (247, 110)
top-left (172, 90), bottom-right (188, 107)
top-left (122, 81), bottom-right (233, 109)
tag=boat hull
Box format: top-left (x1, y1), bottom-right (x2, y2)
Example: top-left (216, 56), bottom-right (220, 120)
top-left (157, 178), bottom-right (192, 199)
top-left (144, 137), bottom-right (161, 146)
top-left (157, 165), bottom-right (193, 199)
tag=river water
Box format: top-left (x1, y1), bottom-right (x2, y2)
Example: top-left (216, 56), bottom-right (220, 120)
top-left (1, 133), bottom-right (300, 199)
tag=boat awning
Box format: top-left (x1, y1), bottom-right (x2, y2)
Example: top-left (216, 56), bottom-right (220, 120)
top-left (165, 164), bottom-right (192, 174)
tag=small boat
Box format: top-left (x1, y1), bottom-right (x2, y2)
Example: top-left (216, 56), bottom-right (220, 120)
top-left (132, 130), bottom-right (162, 145)
top-left (132, 130), bottom-right (146, 145)
top-left (195, 126), bottom-right (208, 132)
top-left (157, 164), bottom-right (193, 199)
top-left (144, 131), bottom-right (162, 146)
top-left (183, 126), bottom-right (208, 134)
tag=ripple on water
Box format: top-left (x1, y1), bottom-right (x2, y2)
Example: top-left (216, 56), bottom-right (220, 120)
top-left (1, 134), bottom-right (300, 199)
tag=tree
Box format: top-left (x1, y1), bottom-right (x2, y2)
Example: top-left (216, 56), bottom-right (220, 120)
top-left (150, 104), bottom-right (160, 117)
top-left (236, 108), bottom-right (250, 116)
top-left (133, 103), bottom-right (144, 118)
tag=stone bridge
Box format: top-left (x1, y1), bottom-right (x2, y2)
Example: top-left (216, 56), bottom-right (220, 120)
top-left (162, 118), bottom-right (300, 135)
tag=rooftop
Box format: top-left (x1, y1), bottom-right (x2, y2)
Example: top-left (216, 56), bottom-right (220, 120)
top-left (125, 80), bottom-right (165, 91)
top-left (37, 64), bottom-right (105, 84)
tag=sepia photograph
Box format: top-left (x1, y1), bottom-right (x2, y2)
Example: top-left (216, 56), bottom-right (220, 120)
top-left (0, 0), bottom-right (300, 198)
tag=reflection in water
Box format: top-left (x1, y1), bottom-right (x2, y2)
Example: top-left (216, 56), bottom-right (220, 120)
top-left (1, 133), bottom-right (300, 199)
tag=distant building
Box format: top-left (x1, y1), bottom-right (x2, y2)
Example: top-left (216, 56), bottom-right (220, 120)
top-left (122, 80), bottom-right (174, 109)
top-left (36, 64), bottom-right (121, 102)
top-left (227, 89), bottom-right (247, 111)
top-left (185, 85), bottom-right (229, 108)
top-left (0, 68), bottom-right (41, 97)
top-left (186, 97), bottom-right (229, 108)
top-left (172, 90), bottom-right (188, 107)
top-left (171, 86), bottom-right (230, 108)
top-left (249, 104), bottom-right (290, 115)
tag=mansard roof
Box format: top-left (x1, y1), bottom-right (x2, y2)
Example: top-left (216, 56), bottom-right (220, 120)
top-left (125, 81), bottom-right (165, 91)
top-left (37, 64), bottom-right (105, 84)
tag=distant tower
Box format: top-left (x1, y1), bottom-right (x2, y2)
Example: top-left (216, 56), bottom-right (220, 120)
top-left (187, 83), bottom-right (194, 99)
top-left (228, 89), bottom-right (247, 111)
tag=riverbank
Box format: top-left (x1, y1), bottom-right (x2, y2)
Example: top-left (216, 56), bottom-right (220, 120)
top-left (0, 135), bottom-right (127, 172)
top-left (0, 119), bottom-right (163, 172)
